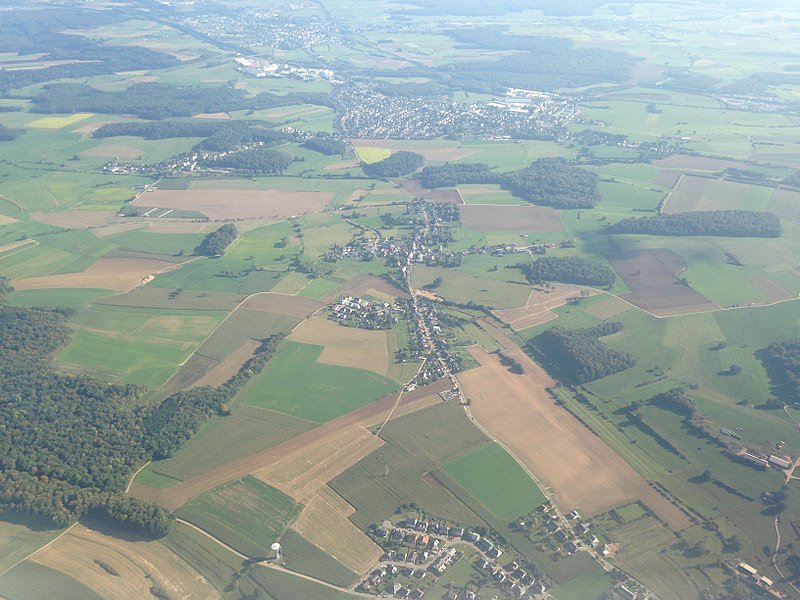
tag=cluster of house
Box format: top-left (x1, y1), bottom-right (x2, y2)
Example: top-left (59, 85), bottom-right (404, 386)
top-left (540, 504), bottom-right (615, 559)
top-left (473, 555), bottom-right (547, 599)
top-left (233, 57), bottom-right (342, 83)
top-left (736, 561), bottom-right (785, 598)
top-left (328, 296), bottom-right (401, 330)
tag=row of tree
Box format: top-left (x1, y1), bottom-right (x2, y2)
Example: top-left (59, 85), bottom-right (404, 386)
top-left (526, 322), bottom-right (635, 384)
top-left (419, 158), bottom-right (601, 209)
top-left (363, 151), bottom-right (425, 178)
top-left (608, 210), bottom-right (782, 238)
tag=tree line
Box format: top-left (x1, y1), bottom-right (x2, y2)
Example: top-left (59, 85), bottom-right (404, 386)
top-left (526, 256), bottom-right (615, 287)
top-left (363, 151), bottom-right (425, 178)
top-left (526, 322), bottom-right (635, 384)
top-left (194, 224), bottom-right (238, 256)
top-left (608, 210), bottom-right (782, 237)
top-left (419, 158), bottom-right (601, 209)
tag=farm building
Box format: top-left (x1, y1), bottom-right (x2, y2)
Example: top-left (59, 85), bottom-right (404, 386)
top-left (769, 455), bottom-right (792, 469)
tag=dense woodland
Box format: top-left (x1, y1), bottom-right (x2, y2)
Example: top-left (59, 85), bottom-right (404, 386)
top-left (761, 338), bottom-right (800, 404)
top-left (609, 210), bottom-right (782, 237)
top-left (0, 125), bottom-right (19, 142)
top-left (527, 322), bottom-right (636, 384)
top-left (32, 83), bottom-right (333, 120)
top-left (363, 151), bottom-right (425, 178)
top-left (526, 256), bottom-right (616, 287)
top-left (301, 133), bottom-right (348, 155)
top-left (197, 146), bottom-right (293, 174)
top-left (194, 223), bottom-right (238, 256)
top-left (420, 158), bottom-right (600, 208)
top-left (0, 277), bottom-right (286, 535)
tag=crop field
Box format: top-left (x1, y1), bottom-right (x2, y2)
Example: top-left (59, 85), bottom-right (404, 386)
top-left (279, 530), bottom-right (359, 587)
top-left (0, 561), bottom-right (103, 600)
top-left (460, 204), bottom-right (564, 233)
top-left (493, 284), bottom-right (599, 331)
top-left (0, 519), bottom-right (60, 576)
top-left (237, 340), bottom-right (398, 422)
top-left (27, 113), bottom-right (94, 129)
top-left (351, 139), bottom-right (480, 163)
top-left (391, 178), bottom-right (462, 204)
top-left (353, 146), bottom-right (392, 164)
top-left (288, 316), bottom-right (391, 377)
top-left (132, 189), bottom-right (334, 220)
top-left (442, 442), bottom-right (546, 521)
top-left (30, 209), bottom-right (115, 229)
top-left (609, 249), bottom-right (717, 315)
top-left (330, 401), bottom-right (489, 529)
top-left (663, 175), bottom-right (773, 213)
top-left (175, 476), bottom-right (302, 558)
top-left (291, 487), bottom-right (381, 575)
top-left (27, 524), bottom-right (220, 600)
top-left (97, 287), bottom-right (241, 311)
top-left (242, 291), bottom-right (325, 318)
top-left (12, 257), bottom-right (177, 292)
top-left (458, 186), bottom-right (527, 205)
top-left (411, 263), bottom-right (531, 310)
top-left (459, 345), bottom-right (692, 530)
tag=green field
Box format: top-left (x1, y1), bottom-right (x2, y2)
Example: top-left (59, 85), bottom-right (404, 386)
top-left (237, 340), bottom-right (398, 422)
top-left (279, 530), bottom-right (358, 587)
top-left (442, 442), bottom-right (546, 521)
top-left (0, 562), bottom-right (103, 600)
top-left (175, 477), bottom-right (302, 559)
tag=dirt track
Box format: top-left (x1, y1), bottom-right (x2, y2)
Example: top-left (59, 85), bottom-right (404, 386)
top-left (130, 379), bottom-right (450, 511)
top-left (459, 345), bottom-right (692, 531)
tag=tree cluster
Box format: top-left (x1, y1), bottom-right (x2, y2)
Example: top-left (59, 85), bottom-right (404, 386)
top-left (198, 147), bottom-right (293, 175)
top-left (608, 210), bottom-right (782, 238)
top-left (761, 338), bottom-right (800, 404)
top-left (194, 223), bottom-right (238, 257)
top-left (301, 133), bottom-right (347, 156)
top-left (526, 322), bottom-right (635, 384)
top-left (526, 256), bottom-right (615, 286)
top-left (0, 124), bottom-right (19, 142)
top-left (363, 151), bottom-right (425, 178)
top-left (420, 158), bottom-right (600, 209)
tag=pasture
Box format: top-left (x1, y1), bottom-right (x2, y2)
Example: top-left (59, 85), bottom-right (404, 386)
top-left (459, 204), bottom-right (564, 233)
top-left (175, 476), bottom-right (302, 559)
top-left (237, 340), bottom-right (398, 422)
top-left (442, 442), bottom-right (546, 521)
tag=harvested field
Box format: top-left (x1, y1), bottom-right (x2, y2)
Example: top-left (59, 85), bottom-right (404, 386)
top-left (27, 113), bottom-right (93, 129)
top-left (609, 249), bottom-right (717, 315)
top-left (139, 221), bottom-right (214, 234)
top-left (0, 214), bottom-right (18, 226)
top-left (350, 139), bottom-right (479, 162)
top-left (132, 189), bottom-right (333, 220)
top-left (0, 239), bottom-right (35, 255)
top-left (192, 338), bottom-right (261, 388)
top-left (289, 316), bottom-right (390, 376)
top-left (97, 287), bottom-right (242, 310)
top-left (662, 175), bottom-right (773, 214)
top-left (80, 143), bottom-right (143, 159)
top-left (254, 425), bottom-right (384, 501)
top-left (767, 187), bottom-right (800, 223)
top-left (323, 160), bottom-right (360, 171)
top-left (12, 257), bottom-right (176, 292)
top-left (459, 345), bottom-right (692, 530)
top-left (586, 295), bottom-right (632, 320)
top-left (91, 222), bottom-right (147, 238)
top-left (192, 112), bottom-right (230, 119)
top-left (391, 178), bottom-right (462, 204)
top-left (30, 209), bottom-right (116, 229)
top-left (653, 154), bottom-right (742, 171)
top-left (460, 204), bottom-right (563, 233)
top-left (73, 120), bottom-right (120, 134)
top-left (130, 379), bottom-right (449, 510)
top-left (30, 524), bottom-right (220, 600)
top-left (292, 487), bottom-right (382, 574)
top-left (332, 274), bottom-right (410, 301)
top-left (493, 284), bottom-right (597, 331)
top-left (242, 292), bottom-right (324, 318)
top-left (653, 169), bottom-right (682, 189)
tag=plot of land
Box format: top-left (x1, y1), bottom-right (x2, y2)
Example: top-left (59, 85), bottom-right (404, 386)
top-left (586, 295), bottom-right (632, 320)
top-left (242, 291), bottom-right (324, 318)
top-left (254, 425), bottom-right (384, 501)
top-left (29, 524), bottom-right (220, 600)
top-left (353, 146), bottom-right (392, 164)
top-left (292, 487), bottom-right (382, 574)
top-left (12, 257), bottom-right (176, 292)
top-left (663, 175), bottom-right (772, 214)
top-left (27, 113), bottom-right (93, 129)
top-left (458, 345), bottom-right (691, 530)
top-left (494, 284), bottom-right (598, 331)
top-left (460, 204), bottom-right (563, 233)
top-left (191, 338), bottom-right (261, 388)
top-left (351, 139), bottom-right (479, 162)
top-left (391, 178), bottom-right (462, 204)
top-left (175, 476), bottom-right (301, 558)
top-left (289, 316), bottom-right (390, 376)
top-left (132, 189), bottom-right (333, 220)
top-left (30, 210), bottom-right (116, 229)
top-left (653, 154), bottom-right (742, 172)
top-left (80, 142), bottom-right (144, 159)
top-left (609, 249), bottom-right (717, 315)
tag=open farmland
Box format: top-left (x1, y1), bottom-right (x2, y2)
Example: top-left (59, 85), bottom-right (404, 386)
top-left (663, 175), bottom-right (773, 213)
top-left (131, 189), bottom-right (333, 220)
top-left (493, 284), bottom-right (600, 331)
top-left (460, 204), bottom-right (564, 233)
top-left (27, 524), bottom-right (220, 600)
top-left (30, 210), bottom-right (115, 229)
top-left (175, 476), bottom-right (302, 559)
top-left (353, 146), bottom-right (392, 164)
top-left (350, 139), bottom-right (480, 162)
top-left (291, 486), bottom-right (381, 575)
top-left (27, 113), bottom-right (93, 129)
top-left (441, 442), bottom-right (546, 521)
top-left (609, 249), bottom-right (717, 315)
top-left (288, 316), bottom-right (391, 377)
top-left (11, 257), bottom-right (178, 292)
top-left (459, 345), bottom-right (691, 530)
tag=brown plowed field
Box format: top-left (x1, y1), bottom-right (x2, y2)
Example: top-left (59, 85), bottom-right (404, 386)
top-left (130, 380), bottom-right (449, 511)
top-left (31, 209), bottom-right (116, 229)
top-left (493, 284), bottom-right (597, 331)
top-left (132, 189), bottom-right (333, 220)
top-left (241, 292), bottom-right (324, 318)
top-left (459, 345), bottom-right (692, 531)
top-left (12, 257), bottom-right (176, 292)
top-left (292, 487), bottom-right (382, 574)
top-left (289, 316), bottom-right (390, 376)
top-left (460, 204), bottom-right (563, 233)
top-left (253, 425), bottom-right (384, 501)
top-left (31, 524), bottom-right (220, 600)
top-left (610, 249), bottom-right (716, 314)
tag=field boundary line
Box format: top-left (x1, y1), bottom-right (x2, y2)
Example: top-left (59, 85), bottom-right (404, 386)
top-left (0, 239), bottom-right (38, 261)
top-left (658, 173), bottom-right (684, 214)
top-left (0, 522), bottom-right (76, 579)
top-left (126, 460), bottom-right (151, 494)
